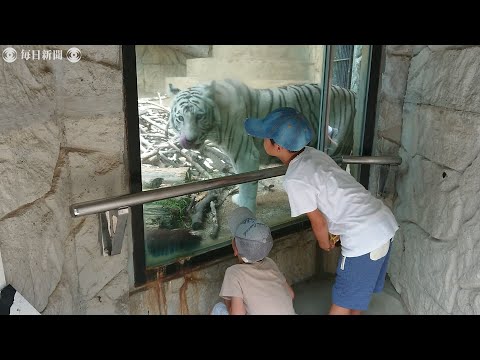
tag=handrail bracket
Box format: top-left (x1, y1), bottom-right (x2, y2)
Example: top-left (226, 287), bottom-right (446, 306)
top-left (99, 209), bottom-right (129, 256)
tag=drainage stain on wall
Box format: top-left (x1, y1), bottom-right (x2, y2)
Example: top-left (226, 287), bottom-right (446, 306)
top-left (179, 274), bottom-right (201, 315)
top-left (156, 280), bottom-right (168, 315)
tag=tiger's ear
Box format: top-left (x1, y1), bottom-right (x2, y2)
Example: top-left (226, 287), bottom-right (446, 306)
top-left (168, 83), bottom-right (181, 95)
top-left (203, 80), bottom-right (216, 99)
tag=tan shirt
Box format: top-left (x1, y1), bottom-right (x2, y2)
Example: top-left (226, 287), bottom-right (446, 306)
top-left (219, 257), bottom-right (296, 315)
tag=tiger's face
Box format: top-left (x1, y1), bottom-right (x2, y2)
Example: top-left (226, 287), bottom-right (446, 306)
top-left (168, 83), bottom-right (217, 150)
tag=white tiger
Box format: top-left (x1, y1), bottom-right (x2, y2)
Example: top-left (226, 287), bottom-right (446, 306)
top-left (168, 79), bottom-right (356, 213)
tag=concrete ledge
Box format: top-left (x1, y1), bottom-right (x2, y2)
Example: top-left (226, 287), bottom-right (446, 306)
top-left (186, 58), bottom-right (313, 80)
top-left (164, 77), bottom-right (313, 93)
top-left (212, 45), bottom-right (310, 61)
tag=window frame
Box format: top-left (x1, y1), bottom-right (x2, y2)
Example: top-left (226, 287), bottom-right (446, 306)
top-left (123, 45), bottom-right (383, 287)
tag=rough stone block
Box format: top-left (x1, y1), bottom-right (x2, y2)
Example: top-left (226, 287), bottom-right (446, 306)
top-left (396, 155), bottom-right (463, 241)
top-left (381, 54), bottom-right (411, 100)
top-left (406, 47), bottom-right (480, 113)
top-left (0, 115), bottom-right (60, 218)
top-left (62, 60), bottom-right (123, 97)
top-left (401, 102), bottom-right (480, 172)
top-left (64, 115), bottom-right (125, 154)
top-left (396, 223), bottom-right (458, 313)
top-left (386, 45), bottom-right (428, 56)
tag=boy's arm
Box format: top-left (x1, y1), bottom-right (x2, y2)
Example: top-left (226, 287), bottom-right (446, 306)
top-left (306, 209), bottom-right (335, 252)
top-left (229, 296), bottom-right (246, 315)
top-left (223, 298), bottom-right (231, 313)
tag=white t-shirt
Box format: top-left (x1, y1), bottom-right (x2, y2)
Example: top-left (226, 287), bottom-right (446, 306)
top-left (219, 257), bottom-right (296, 315)
top-left (284, 146), bottom-right (399, 257)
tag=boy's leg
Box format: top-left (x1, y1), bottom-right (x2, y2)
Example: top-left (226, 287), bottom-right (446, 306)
top-left (329, 303), bottom-right (355, 315)
top-left (330, 241), bottom-right (391, 314)
top-left (373, 240), bottom-right (393, 293)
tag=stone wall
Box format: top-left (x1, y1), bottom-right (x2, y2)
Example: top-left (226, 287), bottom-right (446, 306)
top-left (0, 45), bottom-right (128, 314)
top-left (374, 45), bottom-right (480, 314)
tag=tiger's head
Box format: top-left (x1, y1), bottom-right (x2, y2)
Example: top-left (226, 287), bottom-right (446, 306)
top-left (168, 81), bottom-right (220, 150)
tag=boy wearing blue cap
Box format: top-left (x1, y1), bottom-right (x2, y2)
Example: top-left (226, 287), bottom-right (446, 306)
top-left (244, 107), bottom-right (399, 315)
top-left (210, 206), bottom-right (296, 315)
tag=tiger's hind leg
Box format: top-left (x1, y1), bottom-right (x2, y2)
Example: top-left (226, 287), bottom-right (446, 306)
top-left (232, 181), bottom-right (259, 214)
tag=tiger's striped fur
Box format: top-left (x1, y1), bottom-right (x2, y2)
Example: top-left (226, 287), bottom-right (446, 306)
top-left (169, 79), bottom-right (356, 213)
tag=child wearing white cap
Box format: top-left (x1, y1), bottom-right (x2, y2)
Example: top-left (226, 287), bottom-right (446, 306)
top-left (210, 206), bottom-right (296, 315)
top-left (244, 107), bottom-right (399, 315)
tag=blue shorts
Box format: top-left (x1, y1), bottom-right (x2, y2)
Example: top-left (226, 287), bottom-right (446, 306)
top-left (332, 241), bottom-right (392, 311)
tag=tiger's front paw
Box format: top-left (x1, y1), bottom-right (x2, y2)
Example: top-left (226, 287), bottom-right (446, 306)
top-left (231, 194), bottom-right (256, 214)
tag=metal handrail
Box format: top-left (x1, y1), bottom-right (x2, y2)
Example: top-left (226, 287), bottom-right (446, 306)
top-left (341, 155), bottom-right (402, 165)
top-left (70, 166), bottom-right (287, 217)
top-left (69, 155), bottom-right (401, 218)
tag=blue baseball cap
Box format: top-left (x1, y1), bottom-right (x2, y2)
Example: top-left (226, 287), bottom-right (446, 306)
top-left (244, 107), bottom-right (313, 151)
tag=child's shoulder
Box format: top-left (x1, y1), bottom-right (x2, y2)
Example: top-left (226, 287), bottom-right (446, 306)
top-left (263, 257), bottom-right (280, 268)
top-left (224, 263), bottom-right (250, 279)
top-left (225, 263), bottom-right (246, 272)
